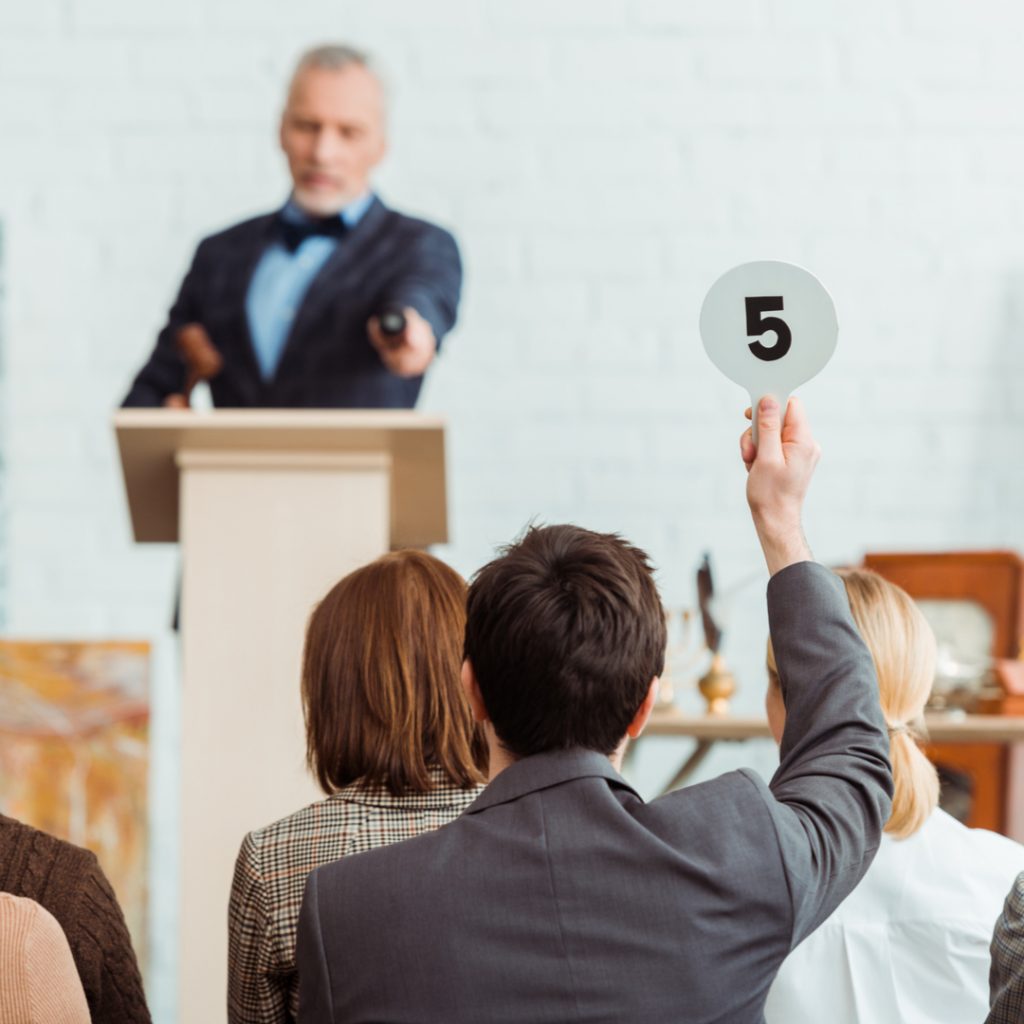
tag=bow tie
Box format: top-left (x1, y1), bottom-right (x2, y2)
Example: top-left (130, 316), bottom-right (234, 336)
top-left (275, 212), bottom-right (347, 253)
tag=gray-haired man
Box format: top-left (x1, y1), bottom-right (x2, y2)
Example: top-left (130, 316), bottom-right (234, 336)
top-left (124, 44), bottom-right (461, 409)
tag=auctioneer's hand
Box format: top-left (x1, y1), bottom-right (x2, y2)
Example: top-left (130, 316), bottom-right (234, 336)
top-left (367, 307), bottom-right (437, 378)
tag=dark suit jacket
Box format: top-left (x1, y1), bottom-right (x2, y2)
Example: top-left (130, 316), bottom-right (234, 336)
top-left (122, 197), bottom-right (461, 408)
top-left (295, 562), bottom-right (893, 1024)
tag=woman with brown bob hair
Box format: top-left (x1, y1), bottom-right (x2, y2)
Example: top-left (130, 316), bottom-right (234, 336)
top-left (765, 568), bottom-right (1024, 1024)
top-left (227, 550), bottom-right (485, 1024)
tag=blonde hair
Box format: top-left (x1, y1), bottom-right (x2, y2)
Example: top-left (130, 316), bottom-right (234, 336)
top-left (766, 568), bottom-right (939, 840)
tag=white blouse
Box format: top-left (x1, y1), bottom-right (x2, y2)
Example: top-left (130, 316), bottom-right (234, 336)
top-left (765, 809), bottom-right (1024, 1024)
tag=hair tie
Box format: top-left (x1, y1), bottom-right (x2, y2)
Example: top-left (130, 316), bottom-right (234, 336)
top-left (887, 721), bottom-right (909, 735)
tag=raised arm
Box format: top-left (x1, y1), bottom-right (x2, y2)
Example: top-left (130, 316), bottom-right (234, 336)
top-left (743, 396), bottom-right (893, 946)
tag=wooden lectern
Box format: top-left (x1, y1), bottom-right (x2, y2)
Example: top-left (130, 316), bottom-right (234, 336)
top-left (114, 409), bottom-right (448, 1022)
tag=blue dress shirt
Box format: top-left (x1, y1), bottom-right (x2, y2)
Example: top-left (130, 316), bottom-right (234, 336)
top-left (246, 193), bottom-right (374, 380)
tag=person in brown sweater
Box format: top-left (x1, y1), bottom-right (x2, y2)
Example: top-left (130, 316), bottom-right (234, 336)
top-left (0, 814), bottom-right (151, 1024)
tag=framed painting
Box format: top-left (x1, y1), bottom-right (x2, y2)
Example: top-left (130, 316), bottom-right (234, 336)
top-left (0, 641), bottom-right (150, 965)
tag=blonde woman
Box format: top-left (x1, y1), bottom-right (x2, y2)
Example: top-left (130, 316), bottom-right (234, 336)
top-left (764, 569), bottom-right (1024, 1023)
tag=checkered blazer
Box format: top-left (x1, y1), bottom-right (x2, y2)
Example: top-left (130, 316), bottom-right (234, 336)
top-left (227, 768), bottom-right (481, 1024)
top-left (989, 871), bottom-right (1024, 1024)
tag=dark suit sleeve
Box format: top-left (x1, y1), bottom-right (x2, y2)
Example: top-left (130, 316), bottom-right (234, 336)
top-left (296, 868), bottom-right (335, 1023)
top-left (121, 242), bottom-right (208, 406)
top-left (759, 561), bottom-right (893, 949)
top-left (380, 225), bottom-right (462, 352)
top-left (988, 872), bottom-right (1024, 1024)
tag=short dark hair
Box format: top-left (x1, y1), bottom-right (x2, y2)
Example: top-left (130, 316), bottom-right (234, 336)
top-left (302, 549), bottom-right (486, 796)
top-left (465, 524), bottom-right (666, 758)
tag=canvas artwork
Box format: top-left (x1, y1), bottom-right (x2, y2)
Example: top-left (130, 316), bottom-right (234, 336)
top-left (0, 641), bottom-right (150, 966)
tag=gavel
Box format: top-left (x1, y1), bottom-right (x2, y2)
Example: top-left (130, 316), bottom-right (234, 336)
top-left (173, 323), bottom-right (223, 407)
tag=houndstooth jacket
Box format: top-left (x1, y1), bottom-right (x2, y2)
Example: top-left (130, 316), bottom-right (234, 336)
top-left (989, 872), bottom-right (1024, 1024)
top-left (227, 768), bottom-right (481, 1024)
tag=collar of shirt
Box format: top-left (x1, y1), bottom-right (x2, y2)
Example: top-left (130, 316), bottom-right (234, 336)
top-left (280, 191), bottom-right (375, 231)
top-left (329, 765), bottom-right (484, 811)
top-left (246, 192), bottom-right (377, 380)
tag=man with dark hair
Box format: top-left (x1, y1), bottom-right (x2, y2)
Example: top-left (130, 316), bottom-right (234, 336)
top-left (295, 397), bottom-right (894, 1023)
top-left (123, 44), bottom-right (460, 409)
top-left (464, 523), bottom-right (667, 760)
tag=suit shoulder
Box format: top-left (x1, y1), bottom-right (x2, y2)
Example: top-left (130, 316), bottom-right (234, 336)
top-left (649, 766), bottom-right (770, 809)
top-left (241, 793), bottom-right (357, 866)
top-left (379, 207), bottom-right (458, 246)
top-left (641, 769), bottom-right (777, 840)
top-left (312, 813), bottom-right (451, 891)
top-left (1008, 871), bottom-right (1024, 914)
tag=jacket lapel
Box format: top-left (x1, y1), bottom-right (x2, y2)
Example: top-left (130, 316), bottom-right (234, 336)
top-left (465, 748), bottom-right (640, 815)
top-left (271, 197), bottom-right (391, 386)
top-left (217, 216), bottom-right (278, 405)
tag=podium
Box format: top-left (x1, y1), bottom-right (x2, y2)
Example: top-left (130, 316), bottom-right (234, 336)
top-left (114, 409), bottom-right (448, 1021)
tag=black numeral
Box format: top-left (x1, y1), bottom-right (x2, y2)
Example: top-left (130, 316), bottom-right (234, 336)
top-left (745, 296), bottom-right (792, 361)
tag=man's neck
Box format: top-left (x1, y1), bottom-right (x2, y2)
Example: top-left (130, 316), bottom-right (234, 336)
top-left (486, 745), bottom-right (517, 783)
top-left (287, 190), bottom-right (372, 223)
top-left (484, 736), bottom-right (630, 782)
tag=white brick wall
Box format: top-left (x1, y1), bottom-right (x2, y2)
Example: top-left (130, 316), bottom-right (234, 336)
top-left (3, 2), bottom-right (1024, 1018)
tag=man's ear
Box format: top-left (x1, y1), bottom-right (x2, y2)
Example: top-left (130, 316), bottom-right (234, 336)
top-left (461, 659), bottom-right (489, 724)
top-left (626, 677), bottom-right (660, 739)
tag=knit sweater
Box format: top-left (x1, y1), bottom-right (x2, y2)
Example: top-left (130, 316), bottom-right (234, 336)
top-left (0, 893), bottom-right (90, 1023)
top-left (0, 815), bottom-right (151, 1024)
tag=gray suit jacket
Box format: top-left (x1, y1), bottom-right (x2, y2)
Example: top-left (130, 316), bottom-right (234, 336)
top-left (295, 562), bottom-right (893, 1023)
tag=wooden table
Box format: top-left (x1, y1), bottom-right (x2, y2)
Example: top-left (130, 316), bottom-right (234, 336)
top-left (637, 706), bottom-right (1024, 793)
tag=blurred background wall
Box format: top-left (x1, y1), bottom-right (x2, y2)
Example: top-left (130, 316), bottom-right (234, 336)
top-left (1, 1), bottom-right (1023, 1019)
